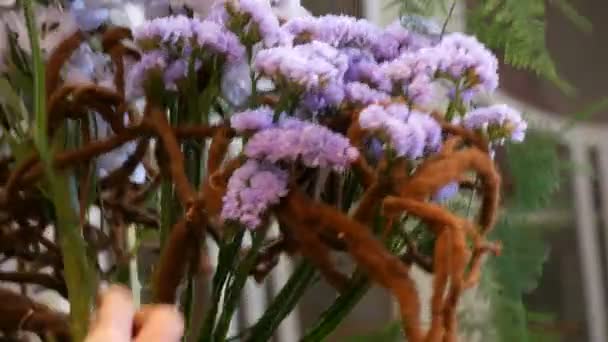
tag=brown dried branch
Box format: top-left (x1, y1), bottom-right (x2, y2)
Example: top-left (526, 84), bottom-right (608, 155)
top-left (0, 288), bottom-right (70, 341)
top-left (147, 105), bottom-right (196, 206)
top-left (276, 210), bottom-right (348, 291)
top-left (46, 31), bottom-right (85, 98)
top-left (278, 189), bottom-right (424, 342)
top-left (0, 272), bottom-right (67, 297)
top-left (207, 126), bottom-right (234, 175)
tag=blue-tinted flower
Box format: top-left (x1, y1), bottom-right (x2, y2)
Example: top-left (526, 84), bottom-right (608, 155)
top-left (463, 104), bottom-right (527, 143)
top-left (222, 60), bottom-right (253, 106)
top-left (433, 182), bottom-right (459, 202)
top-left (231, 106), bottom-right (274, 132)
top-left (71, 0), bottom-right (110, 31)
top-left (245, 119), bottom-right (359, 171)
top-left (221, 160), bottom-right (289, 229)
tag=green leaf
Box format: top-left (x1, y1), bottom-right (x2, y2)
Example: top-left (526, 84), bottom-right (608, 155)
top-left (247, 261), bottom-right (316, 342)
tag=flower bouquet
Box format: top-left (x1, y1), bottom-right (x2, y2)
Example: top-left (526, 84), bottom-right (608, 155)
top-left (0, 0), bottom-right (527, 341)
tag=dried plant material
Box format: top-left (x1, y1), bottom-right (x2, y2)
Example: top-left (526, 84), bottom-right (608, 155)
top-left (46, 31), bottom-right (85, 98)
top-left (278, 189), bottom-right (424, 342)
top-left (0, 288), bottom-right (70, 342)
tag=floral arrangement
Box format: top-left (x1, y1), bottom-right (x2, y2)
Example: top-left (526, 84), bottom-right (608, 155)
top-left (0, 0), bottom-right (527, 341)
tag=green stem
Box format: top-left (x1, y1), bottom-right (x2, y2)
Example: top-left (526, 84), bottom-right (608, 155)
top-left (198, 229), bottom-right (246, 341)
top-left (213, 231), bottom-right (265, 341)
top-left (23, 2), bottom-right (95, 341)
top-left (22, 0), bottom-right (46, 156)
top-left (301, 274), bottom-right (370, 342)
top-left (247, 261), bottom-right (317, 342)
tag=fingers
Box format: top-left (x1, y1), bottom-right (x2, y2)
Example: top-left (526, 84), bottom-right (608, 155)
top-left (85, 285), bottom-right (136, 342)
top-left (133, 305), bottom-right (184, 342)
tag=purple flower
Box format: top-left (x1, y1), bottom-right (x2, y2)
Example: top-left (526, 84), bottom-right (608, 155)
top-left (134, 15), bottom-right (198, 46)
top-left (133, 16), bottom-right (245, 62)
top-left (358, 104), bottom-right (388, 130)
top-left (211, 0), bottom-right (282, 47)
top-left (404, 74), bottom-right (435, 107)
top-left (359, 104), bottom-right (442, 159)
top-left (164, 59), bottom-right (188, 89)
top-left (245, 119), bottom-right (359, 171)
top-left (377, 49), bottom-right (438, 106)
top-left (221, 160), bottom-right (289, 229)
top-left (231, 106), bottom-right (274, 132)
top-left (435, 33), bottom-right (499, 94)
top-left (372, 20), bottom-right (433, 61)
top-left (254, 41), bottom-right (347, 92)
top-left (126, 51), bottom-right (168, 97)
top-left (71, 0), bottom-right (109, 31)
top-left (409, 110), bottom-right (442, 152)
top-left (463, 104), bottom-right (527, 143)
top-left (284, 15), bottom-right (381, 50)
top-left (345, 82), bottom-right (390, 106)
top-left (192, 20), bottom-right (245, 62)
top-left (301, 82), bottom-right (345, 112)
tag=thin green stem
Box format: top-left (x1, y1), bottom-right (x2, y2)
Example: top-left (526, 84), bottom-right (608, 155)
top-left (247, 261), bottom-right (317, 342)
top-left (198, 229), bottom-right (246, 341)
top-left (213, 231), bottom-right (266, 341)
top-left (22, 0), bottom-right (47, 158)
top-left (440, 0), bottom-right (458, 39)
top-left (23, 2), bottom-right (95, 341)
top-left (301, 274), bottom-right (370, 342)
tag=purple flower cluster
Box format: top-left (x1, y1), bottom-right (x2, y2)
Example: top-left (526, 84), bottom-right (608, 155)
top-left (210, 0), bottom-right (283, 47)
top-left (221, 160), bottom-right (289, 229)
top-left (245, 119), bottom-right (359, 171)
top-left (344, 82), bottom-right (390, 106)
top-left (434, 33), bottom-right (499, 94)
top-left (372, 20), bottom-right (434, 61)
top-left (126, 51), bottom-right (168, 97)
top-left (284, 14), bottom-right (381, 50)
top-left (463, 104), bottom-right (527, 142)
top-left (129, 15), bottom-right (246, 96)
top-left (230, 106), bottom-right (274, 133)
top-left (359, 103), bottom-right (441, 159)
top-left (133, 15), bottom-right (245, 62)
top-left (254, 41), bottom-right (348, 93)
top-left (378, 50), bottom-right (438, 107)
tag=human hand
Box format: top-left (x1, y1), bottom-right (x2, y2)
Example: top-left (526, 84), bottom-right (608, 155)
top-left (85, 285), bottom-right (184, 342)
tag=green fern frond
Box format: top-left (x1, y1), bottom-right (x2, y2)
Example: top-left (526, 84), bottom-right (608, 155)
top-left (504, 129), bottom-right (561, 210)
top-left (468, 0), bottom-right (573, 93)
top-left (397, 0), bottom-right (590, 93)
